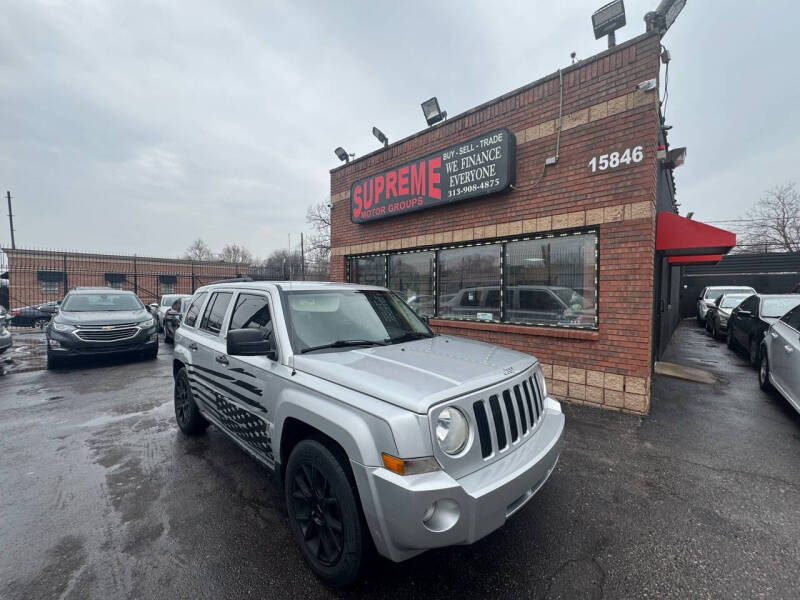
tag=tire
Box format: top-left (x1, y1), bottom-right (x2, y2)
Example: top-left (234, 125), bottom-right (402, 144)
top-left (748, 338), bottom-right (759, 366)
top-left (285, 439), bottom-right (365, 588)
top-left (34, 318), bottom-right (48, 330)
top-left (165, 323), bottom-right (174, 344)
top-left (46, 351), bottom-right (62, 370)
top-left (711, 322), bottom-right (719, 340)
top-left (727, 327), bottom-right (735, 350)
top-left (173, 367), bottom-right (208, 435)
top-left (759, 348), bottom-right (773, 391)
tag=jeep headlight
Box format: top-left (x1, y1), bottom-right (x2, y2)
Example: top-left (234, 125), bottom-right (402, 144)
top-left (435, 407), bottom-right (469, 455)
top-left (138, 317), bottom-right (155, 328)
top-left (52, 322), bottom-right (75, 332)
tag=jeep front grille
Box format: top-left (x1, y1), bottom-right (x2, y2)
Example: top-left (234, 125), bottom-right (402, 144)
top-left (74, 324), bottom-right (140, 342)
top-left (472, 375), bottom-right (545, 459)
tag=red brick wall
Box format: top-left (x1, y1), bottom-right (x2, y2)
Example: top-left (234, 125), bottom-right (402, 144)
top-left (5, 250), bottom-right (243, 307)
top-left (328, 33), bottom-right (662, 414)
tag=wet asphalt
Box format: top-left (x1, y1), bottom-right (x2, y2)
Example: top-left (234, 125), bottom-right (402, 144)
top-left (0, 321), bottom-right (798, 599)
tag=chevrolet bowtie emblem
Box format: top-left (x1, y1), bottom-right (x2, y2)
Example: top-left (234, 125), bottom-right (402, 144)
top-left (103, 325), bottom-right (113, 330)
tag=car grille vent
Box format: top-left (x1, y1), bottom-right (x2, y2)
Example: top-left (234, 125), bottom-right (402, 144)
top-left (74, 323), bottom-right (139, 342)
top-left (472, 375), bottom-right (545, 459)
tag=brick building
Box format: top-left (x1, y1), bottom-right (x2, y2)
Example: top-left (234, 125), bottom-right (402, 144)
top-left (2, 248), bottom-right (245, 308)
top-left (328, 32), bottom-right (734, 415)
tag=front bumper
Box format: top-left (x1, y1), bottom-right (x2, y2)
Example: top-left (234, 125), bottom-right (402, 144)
top-left (47, 327), bottom-right (157, 357)
top-left (352, 396), bottom-right (564, 562)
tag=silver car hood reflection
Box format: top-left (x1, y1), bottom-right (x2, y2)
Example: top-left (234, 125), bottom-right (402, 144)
top-left (293, 335), bottom-right (536, 414)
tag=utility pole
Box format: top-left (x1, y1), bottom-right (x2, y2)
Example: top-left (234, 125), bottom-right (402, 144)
top-left (6, 191), bottom-right (15, 249)
top-left (300, 233), bottom-right (305, 281)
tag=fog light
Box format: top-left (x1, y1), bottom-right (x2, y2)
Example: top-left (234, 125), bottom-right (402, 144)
top-left (422, 504), bottom-right (436, 523)
top-left (149, 334), bottom-right (158, 342)
top-left (421, 499), bottom-right (460, 532)
top-left (49, 340), bottom-right (61, 348)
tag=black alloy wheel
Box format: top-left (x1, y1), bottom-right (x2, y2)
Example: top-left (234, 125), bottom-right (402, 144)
top-left (292, 463), bottom-right (345, 567)
top-left (174, 368), bottom-right (208, 435)
top-left (285, 439), bottom-right (365, 587)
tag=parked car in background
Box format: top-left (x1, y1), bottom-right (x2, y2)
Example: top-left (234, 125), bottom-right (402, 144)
top-left (696, 286), bottom-right (755, 323)
top-left (45, 288), bottom-right (158, 369)
top-left (156, 294), bottom-right (191, 332)
top-left (705, 293), bottom-right (750, 340)
top-left (759, 304), bottom-right (800, 415)
top-left (406, 294), bottom-right (435, 317)
top-left (727, 294), bottom-right (800, 365)
top-left (0, 309), bottom-right (11, 354)
top-left (9, 301), bottom-right (60, 328)
top-left (439, 285), bottom-right (589, 325)
top-left (163, 296), bottom-right (191, 344)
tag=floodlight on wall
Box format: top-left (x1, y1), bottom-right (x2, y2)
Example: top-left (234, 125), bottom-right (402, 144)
top-left (334, 147), bottom-right (351, 163)
top-left (421, 97), bottom-right (447, 126)
top-left (592, 0), bottom-right (626, 48)
top-left (372, 126), bottom-right (388, 147)
top-left (645, 0), bottom-right (687, 35)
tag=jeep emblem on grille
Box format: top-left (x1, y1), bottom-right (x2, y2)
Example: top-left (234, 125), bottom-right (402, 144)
top-left (503, 367), bottom-right (514, 375)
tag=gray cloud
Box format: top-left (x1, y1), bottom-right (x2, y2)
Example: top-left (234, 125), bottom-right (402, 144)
top-left (1, 1), bottom-right (797, 257)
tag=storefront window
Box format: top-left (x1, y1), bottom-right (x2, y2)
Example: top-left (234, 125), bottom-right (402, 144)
top-left (349, 256), bottom-right (386, 286)
top-left (504, 234), bottom-right (597, 327)
top-left (438, 245), bottom-right (501, 321)
top-left (388, 252), bottom-right (434, 317)
top-left (347, 230), bottom-right (597, 329)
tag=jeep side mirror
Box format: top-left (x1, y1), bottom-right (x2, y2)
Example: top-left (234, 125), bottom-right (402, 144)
top-left (227, 328), bottom-right (276, 360)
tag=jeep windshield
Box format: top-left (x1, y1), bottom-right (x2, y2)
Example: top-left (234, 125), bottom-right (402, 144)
top-left (61, 293), bottom-right (144, 312)
top-left (285, 289), bottom-right (433, 353)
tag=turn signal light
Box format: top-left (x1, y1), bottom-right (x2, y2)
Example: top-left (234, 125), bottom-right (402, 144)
top-left (381, 453), bottom-right (440, 476)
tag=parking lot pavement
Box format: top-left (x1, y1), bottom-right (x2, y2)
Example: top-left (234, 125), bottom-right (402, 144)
top-left (1, 324), bottom-right (799, 599)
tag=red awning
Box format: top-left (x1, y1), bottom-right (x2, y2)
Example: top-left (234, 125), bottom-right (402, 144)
top-left (656, 212), bottom-right (736, 258)
top-left (668, 254), bottom-right (724, 265)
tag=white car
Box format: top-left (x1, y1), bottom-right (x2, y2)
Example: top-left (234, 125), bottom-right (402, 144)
top-left (155, 294), bottom-right (191, 331)
top-left (696, 286), bottom-right (755, 323)
top-left (759, 303), bottom-right (800, 415)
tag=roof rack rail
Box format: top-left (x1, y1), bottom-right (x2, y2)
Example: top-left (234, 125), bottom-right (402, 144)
top-left (209, 276), bottom-right (254, 284)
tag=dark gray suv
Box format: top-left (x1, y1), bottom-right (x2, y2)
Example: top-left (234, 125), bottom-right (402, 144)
top-left (46, 287), bottom-right (158, 369)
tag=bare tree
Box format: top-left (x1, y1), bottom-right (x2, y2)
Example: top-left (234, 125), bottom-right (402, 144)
top-left (183, 238), bottom-right (214, 261)
top-left (738, 183), bottom-right (800, 253)
top-left (218, 243), bottom-right (253, 264)
top-left (306, 200), bottom-right (331, 254)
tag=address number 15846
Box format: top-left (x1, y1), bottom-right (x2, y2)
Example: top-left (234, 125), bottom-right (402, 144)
top-left (588, 146), bottom-right (643, 172)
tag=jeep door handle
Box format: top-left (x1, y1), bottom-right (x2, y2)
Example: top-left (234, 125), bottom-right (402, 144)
top-left (188, 342), bottom-right (198, 351)
top-left (770, 332), bottom-right (779, 339)
top-left (784, 345), bottom-right (793, 354)
top-left (215, 355), bottom-right (229, 365)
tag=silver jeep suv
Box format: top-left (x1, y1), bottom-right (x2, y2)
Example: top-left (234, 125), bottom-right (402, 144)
top-left (172, 281), bottom-right (564, 586)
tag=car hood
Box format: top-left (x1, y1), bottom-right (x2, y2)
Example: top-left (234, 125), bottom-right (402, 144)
top-left (293, 335), bottom-right (536, 414)
top-left (56, 309), bottom-right (149, 325)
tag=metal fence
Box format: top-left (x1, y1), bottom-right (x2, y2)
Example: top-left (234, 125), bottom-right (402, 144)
top-left (0, 247), bottom-right (329, 327)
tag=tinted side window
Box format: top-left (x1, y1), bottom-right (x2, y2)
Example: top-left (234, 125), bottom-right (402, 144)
top-left (183, 292), bottom-right (207, 327)
top-left (739, 296), bottom-right (757, 313)
top-left (229, 294), bottom-right (274, 345)
top-left (780, 305), bottom-right (800, 331)
top-left (200, 292), bottom-right (233, 335)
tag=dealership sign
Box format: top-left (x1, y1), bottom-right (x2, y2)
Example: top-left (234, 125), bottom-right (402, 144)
top-left (350, 128), bottom-right (516, 223)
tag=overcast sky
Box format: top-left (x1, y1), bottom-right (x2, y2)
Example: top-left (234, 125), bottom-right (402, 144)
top-left (1, 1), bottom-right (797, 259)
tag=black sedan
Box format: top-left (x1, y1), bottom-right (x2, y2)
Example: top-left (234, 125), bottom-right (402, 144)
top-left (9, 301), bottom-right (60, 328)
top-left (727, 294), bottom-right (800, 365)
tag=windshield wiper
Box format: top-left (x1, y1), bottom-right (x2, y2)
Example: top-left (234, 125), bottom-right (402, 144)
top-left (387, 331), bottom-right (434, 344)
top-left (300, 339), bottom-right (388, 354)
